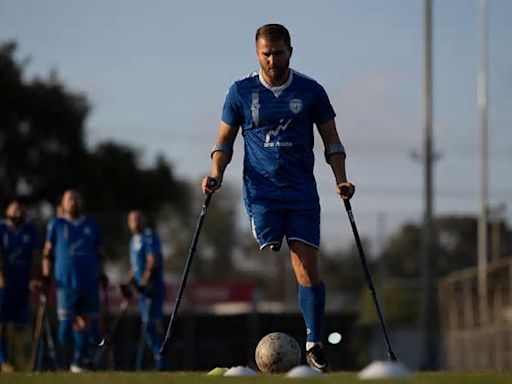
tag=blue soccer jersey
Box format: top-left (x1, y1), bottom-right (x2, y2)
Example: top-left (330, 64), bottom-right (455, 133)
top-left (45, 216), bottom-right (101, 290)
top-left (0, 221), bottom-right (39, 292)
top-left (129, 228), bottom-right (164, 293)
top-left (222, 69), bottom-right (336, 209)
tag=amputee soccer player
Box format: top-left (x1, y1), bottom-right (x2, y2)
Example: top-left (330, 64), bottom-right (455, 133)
top-left (0, 200), bottom-right (40, 372)
top-left (202, 24), bottom-right (355, 372)
top-left (125, 210), bottom-right (165, 371)
top-left (41, 190), bottom-right (106, 372)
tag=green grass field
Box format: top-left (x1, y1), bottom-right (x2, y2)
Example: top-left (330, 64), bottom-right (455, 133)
top-left (1, 371), bottom-right (512, 384)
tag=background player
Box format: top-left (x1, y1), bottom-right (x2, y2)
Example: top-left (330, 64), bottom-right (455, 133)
top-left (0, 200), bottom-right (40, 372)
top-left (41, 189), bottom-right (106, 372)
top-left (125, 210), bottom-right (165, 371)
top-left (202, 24), bottom-right (355, 372)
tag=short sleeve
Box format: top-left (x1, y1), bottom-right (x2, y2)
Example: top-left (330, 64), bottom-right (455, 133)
top-left (312, 84), bottom-right (336, 126)
top-left (143, 230), bottom-right (160, 256)
top-left (221, 83), bottom-right (244, 127)
top-left (45, 218), bottom-right (57, 244)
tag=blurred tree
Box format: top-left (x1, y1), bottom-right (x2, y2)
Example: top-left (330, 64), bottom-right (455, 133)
top-left (0, 42), bottom-right (89, 205)
top-left (0, 41), bottom-right (192, 263)
top-left (380, 223), bottom-right (422, 278)
top-left (184, 183), bottom-right (238, 282)
top-left (368, 215), bottom-right (512, 326)
top-left (381, 215), bottom-right (512, 280)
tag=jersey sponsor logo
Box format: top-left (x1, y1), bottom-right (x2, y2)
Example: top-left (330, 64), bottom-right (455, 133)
top-left (289, 98), bottom-right (303, 114)
top-left (69, 238), bottom-right (86, 257)
top-left (264, 119), bottom-right (294, 148)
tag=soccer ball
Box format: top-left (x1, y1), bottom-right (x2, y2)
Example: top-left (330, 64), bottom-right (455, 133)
top-left (255, 332), bottom-right (301, 373)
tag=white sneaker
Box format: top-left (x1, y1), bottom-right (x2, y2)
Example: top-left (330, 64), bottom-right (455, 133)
top-left (70, 364), bottom-right (89, 373)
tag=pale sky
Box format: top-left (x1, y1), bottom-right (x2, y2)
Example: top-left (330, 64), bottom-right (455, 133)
top-left (1, 0), bottom-right (511, 254)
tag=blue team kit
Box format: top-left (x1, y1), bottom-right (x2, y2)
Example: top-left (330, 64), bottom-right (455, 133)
top-left (0, 221), bottom-right (39, 325)
top-left (46, 216), bottom-right (101, 319)
top-left (222, 69), bottom-right (336, 250)
top-left (130, 228), bottom-right (165, 321)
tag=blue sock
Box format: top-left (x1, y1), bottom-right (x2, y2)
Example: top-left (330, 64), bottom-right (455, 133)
top-left (73, 329), bottom-right (90, 365)
top-left (58, 319), bottom-right (73, 346)
top-left (298, 282), bottom-right (326, 344)
top-left (146, 321), bottom-right (165, 370)
top-left (0, 331), bottom-right (8, 364)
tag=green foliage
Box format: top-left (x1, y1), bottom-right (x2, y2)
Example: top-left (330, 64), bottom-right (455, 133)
top-left (0, 42), bottom-right (89, 204)
top-left (380, 216), bottom-right (512, 280)
top-left (358, 284), bottom-right (420, 326)
top-left (0, 41), bottom-right (192, 263)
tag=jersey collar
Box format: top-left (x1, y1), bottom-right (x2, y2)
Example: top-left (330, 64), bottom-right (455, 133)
top-left (258, 69), bottom-right (294, 98)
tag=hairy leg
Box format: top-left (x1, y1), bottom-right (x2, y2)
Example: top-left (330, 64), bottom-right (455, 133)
top-left (289, 240), bottom-right (320, 286)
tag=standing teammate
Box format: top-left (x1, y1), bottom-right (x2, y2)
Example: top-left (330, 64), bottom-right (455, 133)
top-left (0, 200), bottom-right (40, 372)
top-left (202, 24), bottom-right (355, 372)
top-left (125, 210), bottom-right (165, 371)
top-left (41, 189), bottom-right (105, 372)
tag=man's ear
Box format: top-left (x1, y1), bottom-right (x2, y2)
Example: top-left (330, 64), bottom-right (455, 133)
top-left (289, 46), bottom-right (293, 58)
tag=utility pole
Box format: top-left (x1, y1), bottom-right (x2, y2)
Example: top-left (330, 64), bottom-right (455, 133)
top-left (420, 0), bottom-right (437, 370)
top-left (477, 0), bottom-right (489, 327)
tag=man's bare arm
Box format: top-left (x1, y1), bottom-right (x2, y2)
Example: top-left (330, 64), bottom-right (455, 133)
top-left (202, 121), bottom-right (239, 194)
top-left (317, 119), bottom-right (355, 199)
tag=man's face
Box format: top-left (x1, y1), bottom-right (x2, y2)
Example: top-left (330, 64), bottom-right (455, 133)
top-left (127, 211), bottom-right (143, 234)
top-left (61, 190), bottom-right (80, 216)
top-left (6, 201), bottom-right (24, 225)
top-left (256, 37), bottom-right (292, 85)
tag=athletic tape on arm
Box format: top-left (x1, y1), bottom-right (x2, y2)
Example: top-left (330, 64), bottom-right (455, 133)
top-left (210, 143), bottom-right (233, 160)
top-left (324, 143), bottom-right (346, 162)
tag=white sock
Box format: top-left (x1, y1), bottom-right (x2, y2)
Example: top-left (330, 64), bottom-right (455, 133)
top-left (306, 341), bottom-right (321, 351)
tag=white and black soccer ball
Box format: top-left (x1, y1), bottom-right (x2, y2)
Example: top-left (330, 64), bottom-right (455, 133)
top-left (255, 332), bottom-right (301, 373)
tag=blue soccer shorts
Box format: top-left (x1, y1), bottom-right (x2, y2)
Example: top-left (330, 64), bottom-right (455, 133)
top-left (246, 200), bottom-right (320, 251)
top-left (0, 288), bottom-right (30, 325)
top-left (57, 287), bottom-right (100, 321)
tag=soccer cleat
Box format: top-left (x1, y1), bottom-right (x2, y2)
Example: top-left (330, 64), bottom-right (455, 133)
top-left (306, 344), bottom-right (330, 373)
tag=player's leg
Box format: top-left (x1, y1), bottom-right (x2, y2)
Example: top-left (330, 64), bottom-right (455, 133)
top-left (286, 209), bottom-right (330, 372)
top-left (11, 288), bottom-right (33, 370)
top-left (289, 241), bottom-right (325, 344)
top-left (71, 315), bottom-right (90, 372)
top-left (70, 287), bottom-right (100, 372)
top-left (135, 295), bottom-right (149, 370)
top-left (0, 288), bottom-right (12, 371)
top-left (146, 293), bottom-right (165, 371)
top-left (0, 324), bottom-right (12, 372)
top-left (57, 288), bottom-right (75, 368)
top-left (289, 241), bottom-right (330, 372)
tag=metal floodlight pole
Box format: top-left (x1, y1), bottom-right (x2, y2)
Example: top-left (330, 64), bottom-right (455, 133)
top-left (420, 0), bottom-right (437, 370)
top-left (477, 0), bottom-right (489, 327)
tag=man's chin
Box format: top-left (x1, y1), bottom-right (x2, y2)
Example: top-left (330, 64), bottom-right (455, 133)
top-left (265, 70), bottom-right (286, 84)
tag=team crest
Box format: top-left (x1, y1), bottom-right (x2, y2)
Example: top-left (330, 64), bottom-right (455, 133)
top-left (289, 99), bottom-right (303, 114)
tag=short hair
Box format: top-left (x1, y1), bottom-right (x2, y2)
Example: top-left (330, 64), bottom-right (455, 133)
top-left (255, 24), bottom-right (291, 48)
top-left (61, 189), bottom-right (82, 205)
